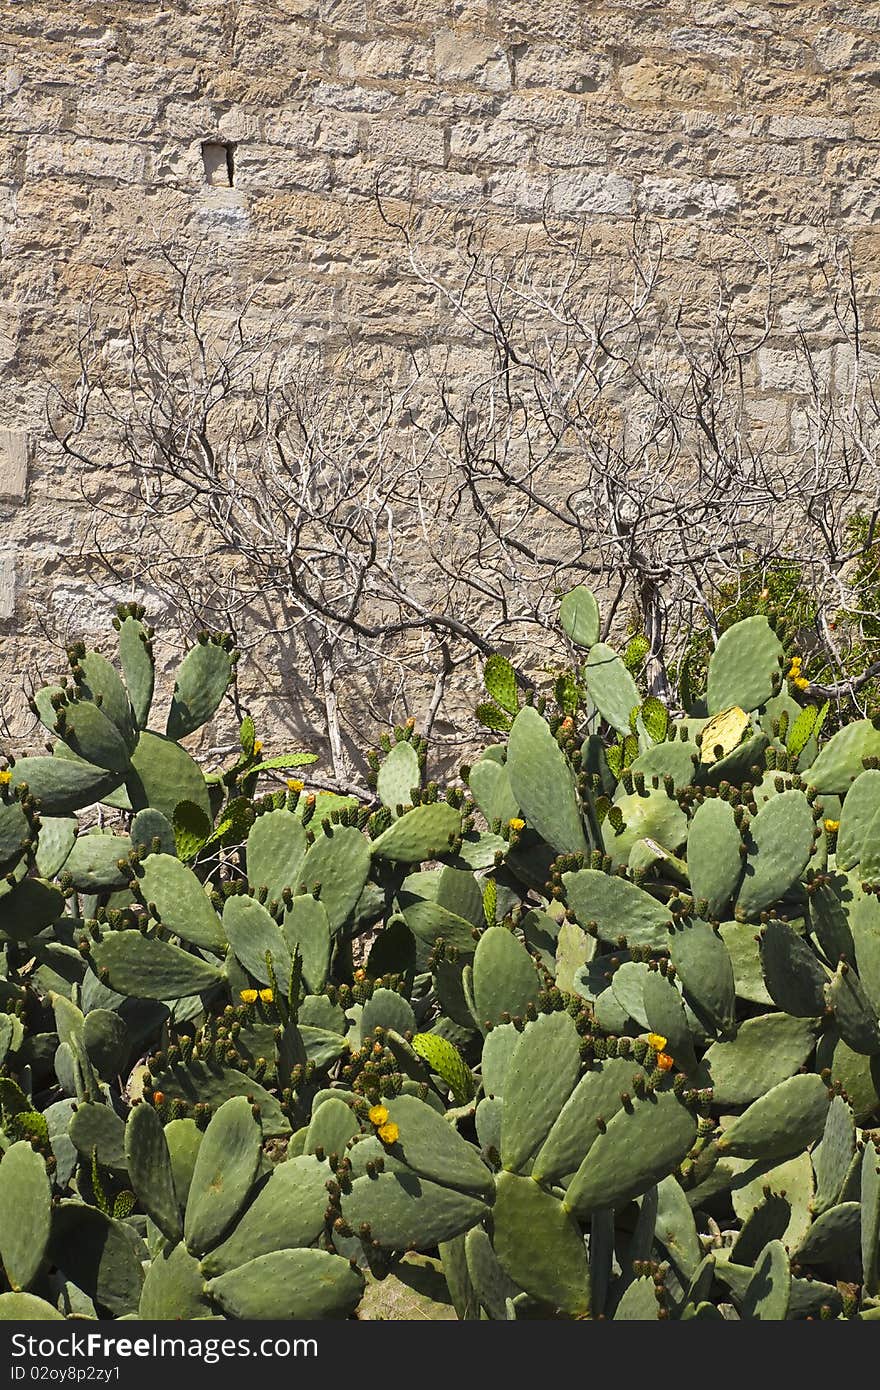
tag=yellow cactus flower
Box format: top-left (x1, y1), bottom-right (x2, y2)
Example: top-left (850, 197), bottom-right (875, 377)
top-left (646, 1033), bottom-right (667, 1052)
top-left (253, 740), bottom-right (263, 754)
top-left (287, 778), bottom-right (304, 792)
top-left (508, 817), bottom-right (525, 831)
top-left (377, 1121), bottom-right (399, 1146)
top-left (788, 656), bottom-right (802, 674)
top-left (259, 988), bottom-right (273, 1003)
top-left (656, 1052), bottom-right (675, 1072)
top-left (368, 1104), bottom-right (389, 1127)
top-left (239, 989), bottom-right (258, 1004)
top-left (824, 819), bottom-right (840, 833)
top-left (0, 769), bottom-right (10, 785)
top-left (792, 676), bottom-right (810, 690)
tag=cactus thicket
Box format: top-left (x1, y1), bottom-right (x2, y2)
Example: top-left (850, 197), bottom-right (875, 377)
top-left (0, 595), bottom-right (879, 1322)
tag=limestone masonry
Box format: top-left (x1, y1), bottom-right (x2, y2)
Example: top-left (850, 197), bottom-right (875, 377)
top-left (1, 1), bottom-right (878, 753)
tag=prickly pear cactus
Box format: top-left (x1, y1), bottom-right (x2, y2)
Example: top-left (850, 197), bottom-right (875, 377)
top-left (2, 596), bottom-right (880, 1321)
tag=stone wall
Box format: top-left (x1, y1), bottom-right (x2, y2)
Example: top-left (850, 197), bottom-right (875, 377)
top-left (1, 0), bottom-right (879, 762)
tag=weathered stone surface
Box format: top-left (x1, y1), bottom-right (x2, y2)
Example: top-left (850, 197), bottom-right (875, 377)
top-left (0, 433), bottom-right (27, 503)
top-left (0, 0), bottom-right (877, 763)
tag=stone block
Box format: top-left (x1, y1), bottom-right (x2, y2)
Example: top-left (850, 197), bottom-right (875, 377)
top-left (0, 431), bottom-right (28, 502)
top-left (434, 33), bottom-right (511, 90)
top-left (0, 552), bottom-right (15, 620)
top-left (552, 172), bottom-right (633, 216)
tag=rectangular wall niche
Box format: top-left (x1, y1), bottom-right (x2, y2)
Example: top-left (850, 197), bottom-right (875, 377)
top-left (201, 141), bottom-right (235, 186)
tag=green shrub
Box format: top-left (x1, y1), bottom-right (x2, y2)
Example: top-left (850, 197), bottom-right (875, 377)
top-left (1, 595), bottom-right (879, 1322)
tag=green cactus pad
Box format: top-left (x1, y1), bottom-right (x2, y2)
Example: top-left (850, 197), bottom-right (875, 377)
top-left (0, 877), bottom-right (64, 942)
top-left (0, 1142), bottom-right (51, 1292)
top-left (506, 706), bottom-right (590, 855)
top-left (411, 1033), bottom-right (474, 1104)
top-left (129, 807), bottom-right (175, 857)
top-left (718, 1074), bottom-right (830, 1163)
top-left (0, 797), bottom-right (29, 878)
top-left (472, 926), bottom-right (541, 1031)
top-left (468, 757), bottom-right (519, 825)
top-left (201, 1155), bottom-right (332, 1277)
top-left (82, 1011), bottom-right (129, 1082)
top-left (304, 1097), bottom-right (360, 1156)
top-left (341, 1171), bottom-right (490, 1249)
top-left (383, 1095), bottom-right (493, 1195)
top-left (493, 1171), bottom-right (590, 1317)
top-left (559, 585), bottom-right (600, 648)
top-left (137, 853), bottom-right (226, 952)
top-left (33, 814), bottom-right (77, 878)
top-left (223, 893), bottom-right (290, 988)
top-left (125, 1102), bottom-right (182, 1244)
top-left (808, 719), bottom-right (880, 794)
top-left (812, 1094), bottom-right (856, 1216)
top-left (480, 1023), bottom-right (520, 1098)
top-left (563, 868), bottom-right (671, 948)
top-left (531, 1056), bottom-right (649, 1186)
top-left (609, 960), bottom-right (650, 1028)
top-left (297, 825), bottom-right (371, 931)
top-left (584, 642), bottom-right (641, 736)
top-left (729, 1189), bottom-right (791, 1268)
top-left (126, 730), bottom-right (211, 821)
top-left (603, 787), bottom-right (687, 871)
top-left (0, 1292), bottom-right (64, 1320)
top-left (9, 756), bottom-right (124, 816)
top-left (836, 768), bottom-right (880, 869)
top-left (820, 1033), bottom-right (880, 1125)
top-left (706, 617), bottom-right (783, 715)
top-left (377, 740), bottom-right (421, 813)
top-left (702, 731), bottom-right (769, 788)
top-left (54, 697), bottom-right (132, 774)
top-left (89, 930), bottom-right (223, 1000)
top-left (464, 1226), bottom-right (521, 1319)
top-left (183, 1097), bottom-right (263, 1256)
top-left (149, 1058), bottom-right (290, 1136)
top-left (499, 1012), bottom-right (581, 1175)
top-left (280, 895), bottom-right (331, 993)
top-left (69, 1100), bottom-right (128, 1170)
top-left (849, 883), bottom-right (880, 1011)
top-left (164, 1118), bottom-right (203, 1208)
top-left (555, 920), bottom-right (595, 993)
top-left (74, 652), bottom-right (134, 748)
top-left (207, 1248), bottom-right (364, 1320)
top-left (703, 1013), bottom-right (817, 1106)
top-left (630, 739), bottom-right (698, 792)
top-left (612, 1275), bottom-right (662, 1320)
top-left (400, 896), bottom-right (478, 955)
top-left (654, 1173), bottom-right (701, 1279)
top-left (795, 1200), bottom-right (860, 1267)
top-left (138, 1241), bottom-right (212, 1320)
top-left (360, 986), bottom-right (415, 1044)
top-left (826, 963), bottom-right (880, 1055)
top-left (117, 614), bottom-right (154, 729)
top-left (166, 640), bottom-right (233, 741)
top-left (564, 1091), bottom-right (697, 1217)
top-left (371, 803), bottom-right (461, 863)
top-left (642, 970), bottom-right (699, 1075)
top-left (48, 1202), bottom-right (144, 1316)
top-left (246, 808), bottom-right (307, 905)
top-left (667, 919), bottom-right (736, 1038)
top-left (736, 789), bottom-right (814, 919)
top-left (62, 830), bottom-right (131, 893)
top-left (686, 798), bottom-right (743, 919)
top-left (741, 1240), bottom-right (791, 1320)
top-left (759, 919), bottom-right (828, 1017)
